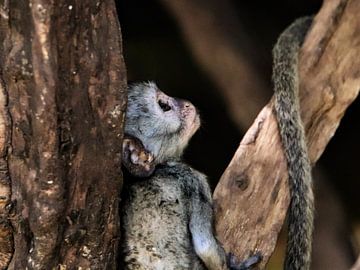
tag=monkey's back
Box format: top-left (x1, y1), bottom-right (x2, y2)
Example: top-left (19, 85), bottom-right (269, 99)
top-left (121, 163), bottom-right (206, 270)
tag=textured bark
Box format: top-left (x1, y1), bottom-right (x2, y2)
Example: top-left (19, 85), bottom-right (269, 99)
top-left (160, 0), bottom-right (268, 129)
top-left (0, 0), bottom-right (126, 269)
top-left (213, 0), bottom-right (360, 267)
top-left (0, 78), bottom-right (12, 269)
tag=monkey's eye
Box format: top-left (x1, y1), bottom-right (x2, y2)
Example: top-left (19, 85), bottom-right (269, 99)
top-left (158, 100), bottom-right (171, 112)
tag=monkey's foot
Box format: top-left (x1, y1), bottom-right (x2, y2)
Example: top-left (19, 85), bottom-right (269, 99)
top-left (122, 135), bottom-right (155, 177)
top-left (228, 252), bottom-right (262, 270)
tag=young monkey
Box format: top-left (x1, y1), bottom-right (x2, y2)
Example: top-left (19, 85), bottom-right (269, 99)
top-left (121, 82), bottom-right (261, 270)
top-left (122, 16), bottom-right (315, 270)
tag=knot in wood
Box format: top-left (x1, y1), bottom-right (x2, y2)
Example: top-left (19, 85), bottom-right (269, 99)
top-left (234, 173), bottom-right (249, 191)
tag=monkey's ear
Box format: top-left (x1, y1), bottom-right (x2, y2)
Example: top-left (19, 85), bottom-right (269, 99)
top-left (122, 135), bottom-right (156, 178)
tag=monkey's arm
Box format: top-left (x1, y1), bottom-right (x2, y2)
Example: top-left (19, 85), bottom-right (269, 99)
top-left (189, 172), bottom-right (262, 270)
top-left (189, 173), bottom-right (228, 270)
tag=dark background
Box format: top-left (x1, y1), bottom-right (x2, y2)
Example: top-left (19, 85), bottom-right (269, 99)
top-left (117, 0), bottom-right (360, 268)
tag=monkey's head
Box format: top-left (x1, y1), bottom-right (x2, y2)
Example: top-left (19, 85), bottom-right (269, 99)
top-left (123, 82), bottom-right (200, 177)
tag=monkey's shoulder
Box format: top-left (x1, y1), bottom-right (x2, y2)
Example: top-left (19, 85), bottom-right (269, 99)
top-left (155, 161), bottom-right (209, 189)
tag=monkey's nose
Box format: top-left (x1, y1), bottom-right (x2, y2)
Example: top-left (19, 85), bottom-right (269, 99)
top-left (184, 102), bottom-right (196, 113)
top-left (177, 99), bottom-right (192, 109)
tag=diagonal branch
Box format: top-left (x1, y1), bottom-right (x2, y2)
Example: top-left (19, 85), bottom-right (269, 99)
top-left (213, 0), bottom-right (360, 267)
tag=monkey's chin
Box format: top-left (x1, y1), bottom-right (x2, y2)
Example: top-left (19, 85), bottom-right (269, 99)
top-left (189, 114), bottom-right (201, 136)
top-left (179, 114), bottom-right (200, 143)
top-left (193, 114), bottom-right (201, 131)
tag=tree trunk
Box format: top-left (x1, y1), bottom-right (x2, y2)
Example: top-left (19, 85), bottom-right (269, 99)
top-left (0, 0), bottom-right (126, 269)
top-left (213, 0), bottom-right (360, 267)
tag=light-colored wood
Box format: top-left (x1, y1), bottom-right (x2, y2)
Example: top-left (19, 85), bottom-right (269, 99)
top-left (213, 0), bottom-right (360, 267)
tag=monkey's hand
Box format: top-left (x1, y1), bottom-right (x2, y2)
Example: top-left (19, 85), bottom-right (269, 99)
top-left (228, 252), bottom-right (262, 270)
top-left (122, 134), bottom-right (155, 177)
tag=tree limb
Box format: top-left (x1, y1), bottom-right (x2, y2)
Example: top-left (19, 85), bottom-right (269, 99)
top-left (213, 0), bottom-right (360, 267)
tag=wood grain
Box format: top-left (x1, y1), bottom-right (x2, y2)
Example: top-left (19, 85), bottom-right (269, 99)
top-left (213, 0), bottom-right (360, 267)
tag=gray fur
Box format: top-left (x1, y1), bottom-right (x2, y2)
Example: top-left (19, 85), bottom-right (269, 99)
top-left (121, 83), bottom-right (227, 269)
top-left (125, 82), bottom-right (200, 164)
top-left (121, 83), bottom-right (260, 270)
top-left (121, 162), bottom-right (228, 270)
top-left (273, 17), bottom-right (314, 270)
top-left (122, 16), bottom-right (314, 269)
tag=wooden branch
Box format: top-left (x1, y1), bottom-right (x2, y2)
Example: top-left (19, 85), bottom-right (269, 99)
top-left (160, 0), bottom-right (268, 129)
top-left (0, 0), bottom-right (126, 269)
top-left (213, 0), bottom-right (360, 267)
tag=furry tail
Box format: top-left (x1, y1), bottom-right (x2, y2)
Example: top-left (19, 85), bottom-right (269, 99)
top-left (272, 17), bottom-right (314, 270)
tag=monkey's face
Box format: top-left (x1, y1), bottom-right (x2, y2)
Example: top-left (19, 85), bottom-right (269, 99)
top-left (125, 82), bottom-right (200, 164)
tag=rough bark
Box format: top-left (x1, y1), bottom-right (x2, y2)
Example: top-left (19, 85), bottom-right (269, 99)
top-left (0, 78), bottom-right (12, 269)
top-left (213, 0), bottom-right (360, 267)
top-left (0, 0), bottom-right (126, 269)
top-left (160, 0), bottom-right (268, 129)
